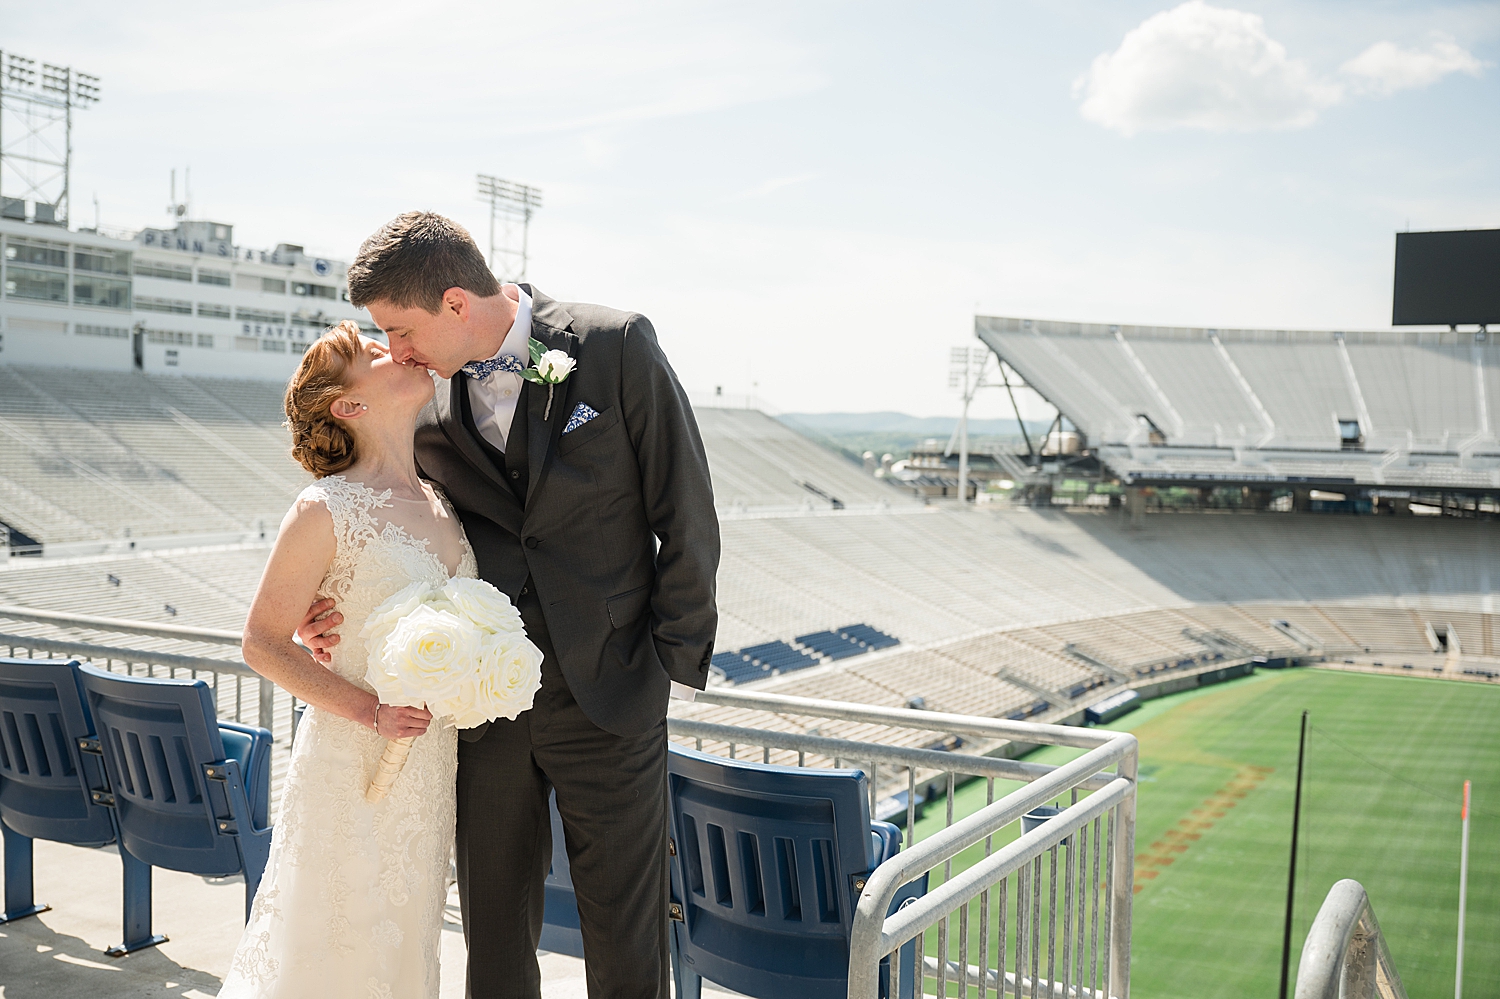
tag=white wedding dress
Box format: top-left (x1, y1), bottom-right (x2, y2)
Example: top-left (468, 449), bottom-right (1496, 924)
top-left (220, 476), bottom-right (476, 999)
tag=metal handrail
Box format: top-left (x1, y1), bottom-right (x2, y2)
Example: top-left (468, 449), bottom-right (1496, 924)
top-left (0, 632), bottom-right (254, 676)
top-left (1296, 880), bottom-right (1408, 999)
top-left (666, 718), bottom-right (1118, 792)
top-left (0, 604), bottom-right (243, 645)
top-left (693, 686), bottom-right (1117, 750)
top-left (848, 734), bottom-right (1137, 999)
top-left (681, 689), bottom-right (1138, 999)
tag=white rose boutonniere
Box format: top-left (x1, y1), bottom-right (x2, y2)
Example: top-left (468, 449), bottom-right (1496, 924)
top-left (522, 338), bottom-right (576, 419)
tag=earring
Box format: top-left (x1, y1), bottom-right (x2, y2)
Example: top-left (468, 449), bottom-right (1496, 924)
top-left (361, 404), bottom-right (369, 411)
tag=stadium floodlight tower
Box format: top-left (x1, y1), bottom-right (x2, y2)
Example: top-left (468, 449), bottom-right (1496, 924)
top-left (947, 345), bottom-right (998, 504)
top-left (0, 51), bottom-right (100, 227)
top-left (476, 173), bottom-right (542, 283)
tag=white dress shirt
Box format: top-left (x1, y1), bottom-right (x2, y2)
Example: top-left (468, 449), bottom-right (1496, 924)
top-left (466, 285), bottom-right (532, 453)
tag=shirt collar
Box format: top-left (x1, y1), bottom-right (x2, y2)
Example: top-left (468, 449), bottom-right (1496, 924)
top-left (475, 285), bottom-right (533, 366)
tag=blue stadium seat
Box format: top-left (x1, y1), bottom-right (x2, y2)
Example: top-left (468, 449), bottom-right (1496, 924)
top-left (0, 657), bottom-right (164, 954)
top-left (838, 624), bottom-right (900, 652)
top-left (666, 745), bottom-right (926, 999)
top-left (76, 665), bottom-right (272, 925)
top-left (711, 650), bottom-right (765, 684)
top-left (712, 642), bottom-right (821, 684)
top-left (739, 641), bottom-right (819, 676)
top-left (794, 630), bottom-right (868, 662)
top-left (539, 789), bottom-right (583, 957)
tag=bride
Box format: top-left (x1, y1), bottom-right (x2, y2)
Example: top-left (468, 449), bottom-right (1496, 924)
top-left (220, 320), bottom-right (474, 998)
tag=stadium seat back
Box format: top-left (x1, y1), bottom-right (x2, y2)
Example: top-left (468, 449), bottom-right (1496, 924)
top-left (667, 745), bottom-right (919, 999)
top-left (539, 789), bottom-right (584, 957)
top-left (76, 665), bottom-right (271, 892)
top-left (0, 658), bottom-right (116, 846)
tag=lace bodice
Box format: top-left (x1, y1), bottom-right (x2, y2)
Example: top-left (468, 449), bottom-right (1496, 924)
top-left (309, 475), bottom-right (478, 689)
top-left (220, 475), bottom-right (474, 999)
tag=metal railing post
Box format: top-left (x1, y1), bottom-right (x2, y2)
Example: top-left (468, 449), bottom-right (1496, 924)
top-left (1296, 879), bottom-right (1409, 999)
top-left (259, 677), bottom-right (275, 734)
top-left (1109, 738), bottom-right (1138, 998)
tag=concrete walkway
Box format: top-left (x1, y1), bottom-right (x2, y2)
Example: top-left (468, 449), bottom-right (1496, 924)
top-left (0, 839), bottom-right (738, 998)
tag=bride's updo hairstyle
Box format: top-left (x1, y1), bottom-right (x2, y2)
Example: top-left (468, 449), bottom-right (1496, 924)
top-left (285, 320), bottom-right (364, 478)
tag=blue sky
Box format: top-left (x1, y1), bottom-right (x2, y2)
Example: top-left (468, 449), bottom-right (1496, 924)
top-left (3, 1), bottom-right (1496, 418)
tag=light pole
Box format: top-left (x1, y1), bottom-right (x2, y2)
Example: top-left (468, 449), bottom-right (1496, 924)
top-left (0, 51), bottom-right (100, 226)
top-left (476, 174), bottom-right (542, 282)
top-left (948, 346), bottom-right (994, 504)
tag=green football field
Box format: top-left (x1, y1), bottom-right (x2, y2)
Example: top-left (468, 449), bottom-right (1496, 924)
top-left (910, 668), bottom-right (1498, 998)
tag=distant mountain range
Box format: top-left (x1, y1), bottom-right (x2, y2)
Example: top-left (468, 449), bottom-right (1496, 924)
top-left (778, 411), bottom-right (1050, 437)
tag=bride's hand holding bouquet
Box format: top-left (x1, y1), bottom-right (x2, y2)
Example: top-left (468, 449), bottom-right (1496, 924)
top-left (360, 577), bottom-right (543, 802)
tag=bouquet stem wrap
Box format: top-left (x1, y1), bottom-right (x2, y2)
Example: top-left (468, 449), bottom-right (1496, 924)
top-left (366, 735), bottom-right (416, 803)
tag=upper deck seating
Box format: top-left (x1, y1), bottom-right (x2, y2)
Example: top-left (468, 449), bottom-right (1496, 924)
top-left (976, 318), bottom-right (1500, 488)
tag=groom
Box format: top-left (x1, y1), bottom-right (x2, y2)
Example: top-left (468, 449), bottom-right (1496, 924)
top-left (300, 212), bottom-right (719, 998)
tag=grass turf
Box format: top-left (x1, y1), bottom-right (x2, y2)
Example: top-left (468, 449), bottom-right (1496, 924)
top-left (908, 668), bottom-right (1498, 998)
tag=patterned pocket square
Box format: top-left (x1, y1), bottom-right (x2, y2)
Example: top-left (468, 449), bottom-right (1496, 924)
top-left (562, 402), bottom-right (600, 435)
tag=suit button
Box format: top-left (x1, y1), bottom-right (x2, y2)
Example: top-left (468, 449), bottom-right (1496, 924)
top-left (524, 537), bottom-right (540, 549)
top-left (511, 470), bottom-right (521, 479)
top-left (520, 586), bottom-right (529, 596)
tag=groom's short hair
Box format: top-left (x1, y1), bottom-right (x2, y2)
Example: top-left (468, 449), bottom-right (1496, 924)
top-left (347, 212), bottom-right (501, 313)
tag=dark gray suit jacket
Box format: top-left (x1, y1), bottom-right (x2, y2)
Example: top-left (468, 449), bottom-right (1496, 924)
top-left (414, 286), bottom-right (719, 737)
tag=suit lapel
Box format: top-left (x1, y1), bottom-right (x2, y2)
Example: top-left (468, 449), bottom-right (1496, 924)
top-left (522, 285), bottom-right (576, 506)
top-left (434, 373), bottom-right (525, 533)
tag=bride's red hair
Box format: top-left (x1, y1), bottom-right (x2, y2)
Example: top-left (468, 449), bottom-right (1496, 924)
top-left (284, 321), bottom-right (363, 477)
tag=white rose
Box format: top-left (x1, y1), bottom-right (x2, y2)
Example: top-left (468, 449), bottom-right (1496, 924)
top-left (417, 586), bottom-right (458, 616)
top-left (442, 632), bottom-right (543, 725)
top-left (443, 673), bottom-right (490, 730)
top-left (480, 633), bottom-right (545, 720)
top-left (442, 577), bottom-right (525, 634)
top-left (380, 605), bottom-right (482, 703)
top-left (536, 350), bottom-right (575, 383)
top-left (361, 581), bottom-right (434, 694)
top-left (360, 581), bottom-right (430, 647)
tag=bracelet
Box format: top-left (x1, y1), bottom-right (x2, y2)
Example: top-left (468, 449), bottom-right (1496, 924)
top-left (373, 701), bottom-right (382, 733)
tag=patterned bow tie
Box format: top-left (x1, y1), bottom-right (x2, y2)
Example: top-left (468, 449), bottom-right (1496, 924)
top-left (461, 354), bottom-right (526, 381)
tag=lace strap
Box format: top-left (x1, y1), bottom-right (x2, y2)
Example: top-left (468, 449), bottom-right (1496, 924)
top-left (298, 476), bottom-right (393, 597)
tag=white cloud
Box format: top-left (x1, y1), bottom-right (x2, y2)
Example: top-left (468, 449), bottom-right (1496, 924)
top-left (1076, 2), bottom-right (1485, 136)
top-left (1341, 38), bottom-right (1487, 97)
top-left (1075, 2), bottom-right (1338, 135)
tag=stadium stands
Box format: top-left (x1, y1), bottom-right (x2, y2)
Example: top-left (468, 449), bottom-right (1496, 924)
top-left (695, 407), bottom-right (915, 510)
top-left (4, 355), bottom-right (1499, 829)
top-left (0, 365), bottom-right (305, 545)
top-left (710, 624), bottom-right (900, 683)
top-left (976, 317), bottom-right (1500, 490)
top-left (0, 367), bottom-right (913, 550)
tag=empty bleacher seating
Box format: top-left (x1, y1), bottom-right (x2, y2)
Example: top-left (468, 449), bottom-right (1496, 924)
top-left (713, 641), bottom-right (819, 684)
top-left (976, 317), bottom-right (1500, 488)
top-left (710, 625), bottom-right (902, 685)
top-left (0, 367), bottom-right (915, 551)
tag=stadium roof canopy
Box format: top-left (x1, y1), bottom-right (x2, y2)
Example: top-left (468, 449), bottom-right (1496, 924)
top-left (977, 316), bottom-right (1500, 492)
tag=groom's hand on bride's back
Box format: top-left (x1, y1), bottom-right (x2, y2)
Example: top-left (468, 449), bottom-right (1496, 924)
top-left (296, 598), bottom-right (343, 664)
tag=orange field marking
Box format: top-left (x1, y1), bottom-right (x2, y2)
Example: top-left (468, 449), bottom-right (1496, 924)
top-left (1133, 764), bottom-right (1273, 894)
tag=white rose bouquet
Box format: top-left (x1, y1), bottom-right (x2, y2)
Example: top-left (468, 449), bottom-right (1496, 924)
top-left (359, 577), bottom-right (543, 802)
